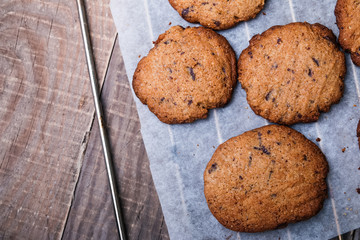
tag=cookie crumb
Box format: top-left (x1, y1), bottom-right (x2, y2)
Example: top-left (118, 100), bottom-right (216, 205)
top-left (225, 235), bottom-right (232, 240)
top-left (169, 22), bottom-right (172, 25)
top-left (342, 147), bottom-right (346, 153)
top-left (262, 12), bottom-right (266, 15)
top-left (357, 188), bottom-right (360, 194)
top-left (316, 138), bottom-right (321, 142)
top-left (138, 55), bottom-right (141, 58)
top-left (354, 105), bottom-right (357, 107)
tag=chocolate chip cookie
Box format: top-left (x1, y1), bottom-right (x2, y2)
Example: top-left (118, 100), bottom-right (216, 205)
top-left (133, 26), bottom-right (237, 124)
top-left (238, 22), bottom-right (346, 125)
top-left (335, 0), bottom-right (360, 66)
top-left (204, 125), bottom-right (329, 232)
top-left (168, 0), bottom-right (265, 30)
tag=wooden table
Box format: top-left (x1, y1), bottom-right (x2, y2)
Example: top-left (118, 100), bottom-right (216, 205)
top-left (0, 1), bottom-right (358, 239)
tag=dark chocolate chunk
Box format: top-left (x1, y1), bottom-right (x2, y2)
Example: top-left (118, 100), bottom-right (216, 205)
top-left (265, 90), bottom-right (272, 101)
top-left (187, 67), bottom-right (196, 80)
top-left (214, 20), bottom-right (221, 27)
top-left (248, 155), bottom-right (252, 167)
top-left (208, 163), bottom-right (218, 174)
top-left (182, 7), bottom-right (190, 17)
top-left (308, 68), bottom-right (313, 77)
top-left (312, 57), bottom-right (320, 66)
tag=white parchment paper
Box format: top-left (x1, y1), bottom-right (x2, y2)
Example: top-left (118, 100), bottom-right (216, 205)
top-left (110, 0), bottom-right (360, 239)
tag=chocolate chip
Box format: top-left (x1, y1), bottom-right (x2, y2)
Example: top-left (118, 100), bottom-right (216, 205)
top-left (277, 38), bottom-right (282, 44)
top-left (222, 67), bottom-right (226, 73)
top-left (265, 91), bottom-right (272, 101)
top-left (271, 194), bottom-right (277, 198)
top-left (248, 51), bottom-right (253, 58)
top-left (267, 130), bottom-right (271, 134)
top-left (312, 57), bottom-right (320, 66)
top-left (272, 63), bottom-right (278, 69)
top-left (208, 163), bottom-right (218, 174)
top-left (303, 155), bottom-right (307, 161)
top-left (187, 67), bottom-right (196, 80)
top-left (188, 99), bottom-right (193, 105)
top-left (239, 175), bottom-right (243, 180)
top-left (298, 113), bottom-right (302, 118)
top-left (180, 52), bottom-right (185, 55)
top-left (182, 7), bottom-right (190, 17)
top-left (248, 155), bottom-right (252, 167)
top-left (213, 20), bottom-right (221, 27)
top-left (164, 40), bottom-right (170, 45)
top-left (308, 68), bottom-right (313, 77)
top-left (357, 188), bottom-right (360, 194)
top-left (254, 146), bottom-right (271, 155)
top-left (262, 146), bottom-right (271, 155)
top-left (268, 170), bottom-right (274, 180)
top-left (160, 97), bottom-right (165, 102)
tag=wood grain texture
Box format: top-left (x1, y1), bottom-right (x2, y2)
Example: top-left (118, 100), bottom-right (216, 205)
top-left (62, 37), bottom-right (169, 240)
top-left (0, 0), bottom-right (115, 239)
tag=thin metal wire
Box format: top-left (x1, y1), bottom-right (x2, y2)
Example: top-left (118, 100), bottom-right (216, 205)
top-left (76, 0), bottom-right (127, 239)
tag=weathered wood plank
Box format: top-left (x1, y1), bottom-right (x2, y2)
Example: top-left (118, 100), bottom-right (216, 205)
top-left (0, 0), bottom-right (115, 239)
top-left (62, 36), bottom-right (169, 240)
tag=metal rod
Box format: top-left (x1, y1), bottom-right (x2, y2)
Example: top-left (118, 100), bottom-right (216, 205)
top-left (76, 1), bottom-right (127, 239)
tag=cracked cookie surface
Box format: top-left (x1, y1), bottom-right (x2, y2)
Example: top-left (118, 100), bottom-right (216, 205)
top-left (133, 26), bottom-right (237, 124)
top-left (168, 0), bottom-right (265, 30)
top-left (204, 125), bottom-right (329, 232)
top-left (238, 22), bottom-right (346, 125)
top-left (335, 0), bottom-right (360, 66)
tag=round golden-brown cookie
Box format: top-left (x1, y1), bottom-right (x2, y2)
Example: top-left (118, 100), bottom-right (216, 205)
top-left (335, 0), bottom-right (360, 66)
top-left (133, 26), bottom-right (237, 124)
top-left (204, 125), bottom-right (329, 232)
top-left (238, 22), bottom-right (346, 125)
top-left (168, 0), bottom-right (265, 30)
